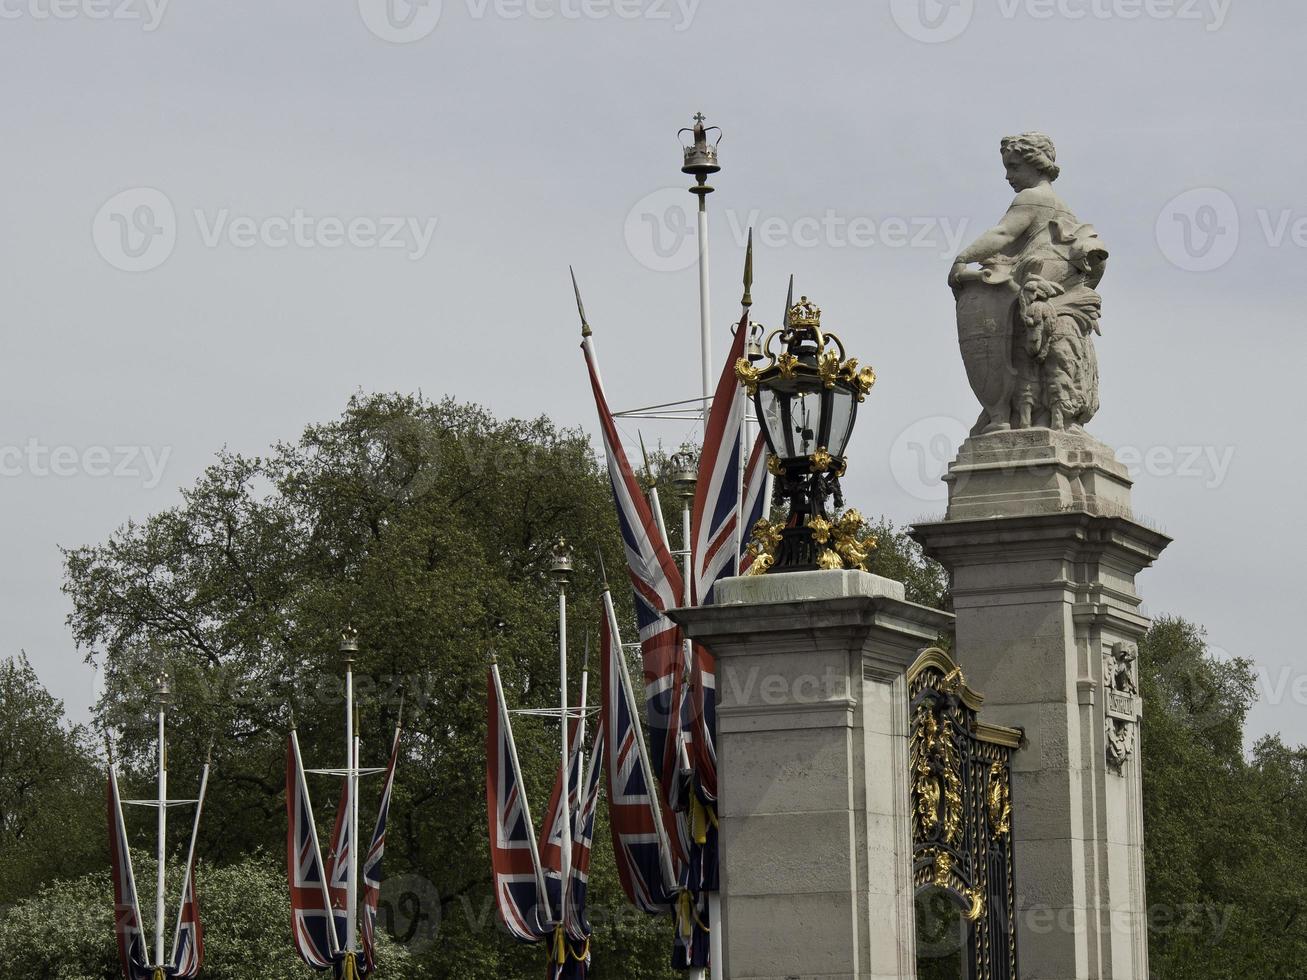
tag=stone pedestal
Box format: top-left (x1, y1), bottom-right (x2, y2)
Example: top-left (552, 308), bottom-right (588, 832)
top-left (670, 570), bottom-right (954, 980)
top-left (913, 429), bottom-right (1171, 980)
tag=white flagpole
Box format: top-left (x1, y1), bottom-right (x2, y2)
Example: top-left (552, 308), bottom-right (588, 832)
top-left (557, 551), bottom-right (574, 914)
top-left (697, 199), bottom-right (713, 414)
top-left (340, 628), bottom-right (359, 956)
top-left (153, 675), bottom-right (170, 970)
top-left (169, 751), bottom-right (210, 967)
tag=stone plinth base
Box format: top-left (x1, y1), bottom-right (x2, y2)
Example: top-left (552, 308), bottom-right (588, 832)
top-left (671, 570), bottom-right (954, 980)
top-left (944, 428), bottom-right (1132, 521)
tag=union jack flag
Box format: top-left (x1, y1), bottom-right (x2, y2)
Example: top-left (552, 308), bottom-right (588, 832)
top-left (325, 742), bottom-right (356, 952)
top-left (539, 712), bottom-right (585, 925)
top-left (361, 727), bottom-right (401, 975)
top-left (738, 431), bottom-right (772, 574)
top-left (107, 763), bottom-right (153, 980)
top-left (168, 759), bottom-right (210, 979)
top-left (566, 721), bottom-right (603, 945)
top-left (549, 720), bottom-right (605, 980)
top-left (582, 333), bottom-right (688, 803)
top-left (486, 663), bottom-right (551, 943)
top-left (286, 732), bottom-right (340, 971)
top-left (691, 310), bottom-right (749, 608)
top-left (599, 588), bottom-right (680, 915)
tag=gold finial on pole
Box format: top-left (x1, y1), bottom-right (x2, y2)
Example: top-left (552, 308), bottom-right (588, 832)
top-left (742, 228), bottom-right (754, 309)
top-left (570, 266), bottom-right (592, 338)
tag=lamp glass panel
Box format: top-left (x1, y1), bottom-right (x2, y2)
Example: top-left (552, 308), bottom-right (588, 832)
top-left (827, 388), bottom-right (857, 457)
top-left (757, 389), bottom-right (787, 457)
top-left (790, 390), bottom-right (824, 458)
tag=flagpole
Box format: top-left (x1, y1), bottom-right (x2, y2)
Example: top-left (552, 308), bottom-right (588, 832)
top-left (551, 540), bottom-right (575, 918)
top-left (340, 627), bottom-right (360, 956)
top-left (681, 112), bottom-right (721, 416)
top-left (735, 230), bottom-right (754, 577)
top-left (170, 746), bottom-right (211, 967)
top-left (153, 673), bottom-right (170, 970)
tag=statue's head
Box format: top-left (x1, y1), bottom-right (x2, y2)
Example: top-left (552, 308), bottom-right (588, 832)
top-left (1000, 132), bottom-right (1060, 190)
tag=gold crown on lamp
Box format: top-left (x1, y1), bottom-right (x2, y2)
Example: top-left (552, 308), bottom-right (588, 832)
top-left (786, 296), bottom-right (822, 329)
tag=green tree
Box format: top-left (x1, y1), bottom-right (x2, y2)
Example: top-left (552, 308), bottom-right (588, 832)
top-left (0, 853), bottom-right (411, 980)
top-left (61, 394), bottom-right (678, 978)
top-left (1139, 617), bottom-right (1307, 978)
top-left (0, 654), bottom-right (103, 902)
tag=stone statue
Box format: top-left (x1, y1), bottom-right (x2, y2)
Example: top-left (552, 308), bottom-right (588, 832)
top-left (949, 133), bottom-right (1109, 434)
top-left (1104, 642), bottom-right (1139, 696)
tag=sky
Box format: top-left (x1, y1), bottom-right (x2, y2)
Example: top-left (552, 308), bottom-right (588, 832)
top-left (2, 0), bottom-right (1304, 746)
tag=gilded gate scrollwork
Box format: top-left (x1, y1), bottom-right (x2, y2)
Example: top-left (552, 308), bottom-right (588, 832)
top-left (909, 648), bottom-right (1022, 980)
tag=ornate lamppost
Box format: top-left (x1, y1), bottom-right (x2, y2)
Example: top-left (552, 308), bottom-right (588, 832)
top-left (735, 290), bottom-right (878, 573)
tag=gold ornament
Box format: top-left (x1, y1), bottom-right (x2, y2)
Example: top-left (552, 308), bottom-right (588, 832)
top-left (734, 357), bottom-right (760, 397)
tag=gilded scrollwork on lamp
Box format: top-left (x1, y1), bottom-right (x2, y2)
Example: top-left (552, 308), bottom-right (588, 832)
top-left (734, 288), bottom-right (878, 572)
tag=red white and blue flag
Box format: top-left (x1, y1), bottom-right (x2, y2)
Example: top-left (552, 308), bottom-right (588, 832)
top-left (691, 311), bottom-right (749, 608)
top-left (582, 334), bottom-right (689, 804)
top-left (287, 732), bottom-right (340, 971)
top-left (168, 759), bottom-right (210, 979)
top-left (325, 742), bottom-right (356, 953)
top-left (739, 431), bottom-right (772, 574)
top-left (487, 663), bottom-right (551, 943)
top-left (599, 588), bottom-right (681, 915)
top-left (107, 763), bottom-right (153, 980)
top-left (549, 719), bottom-right (605, 980)
top-left (361, 726), bottom-right (401, 975)
top-left (539, 712), bottom-right (586, 925)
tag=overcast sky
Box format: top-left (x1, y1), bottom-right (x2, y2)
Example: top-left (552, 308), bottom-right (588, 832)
top-left (2, 0), bottom-right (1303, 746)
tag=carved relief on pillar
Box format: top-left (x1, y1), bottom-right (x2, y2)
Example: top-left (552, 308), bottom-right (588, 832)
top-left (1103, 641), bottom-right (1143, 774)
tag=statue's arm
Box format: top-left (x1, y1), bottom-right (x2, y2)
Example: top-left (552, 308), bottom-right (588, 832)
top-left (948, 203), bottom-right (1036, 286)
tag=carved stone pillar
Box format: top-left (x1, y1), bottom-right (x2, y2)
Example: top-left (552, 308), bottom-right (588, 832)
top-left (670, 570), bottom-right (953, 980)
top-left (913, 429), bottom-right (1170, 980)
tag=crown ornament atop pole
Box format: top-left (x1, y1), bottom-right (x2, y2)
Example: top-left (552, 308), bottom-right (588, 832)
top-left (679, 112), bottom-right (722, 198)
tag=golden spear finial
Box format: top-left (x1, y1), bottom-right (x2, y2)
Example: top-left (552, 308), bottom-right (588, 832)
top-left (741, 228), bottom-right (754, 309)
top-left (570, 266), bottom-right (592, 338)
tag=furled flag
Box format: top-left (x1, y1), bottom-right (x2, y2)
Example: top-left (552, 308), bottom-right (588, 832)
top-left (690, 308), bottom-right (749, 608)
top-left (549, 721), bottom-right (605, 980)
top-left (107, 761), bottom-right (153, 980)
top-left (361, 725), bottom-right (401, 975)
top-left (738, 431), bottom-right (772, 574)
top-left (486, 662), bottom-right (551, 942)
top-left (599, 587), bottom-right (681, 914)
top-left (287, 731), bottom-right (341, 971)
top-left (168, 756), bottom-right (211, 979)
top-left (539, 713), bottom-right (586, 923)
top-left (577, 286), bottom-right (688, 808)
top-left (325, 741), bottom-right (357, 953)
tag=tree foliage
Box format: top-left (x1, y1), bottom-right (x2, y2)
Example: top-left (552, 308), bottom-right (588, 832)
top-left (1139, 617), bottom-right (1307, 978)
top-left (0, 654), bottom-right (103, 903)
top-left (0, 393), bottom-right (1295, 979)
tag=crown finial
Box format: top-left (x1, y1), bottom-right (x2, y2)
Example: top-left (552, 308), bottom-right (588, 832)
top-left (786, 296), bottom-right (822, 329)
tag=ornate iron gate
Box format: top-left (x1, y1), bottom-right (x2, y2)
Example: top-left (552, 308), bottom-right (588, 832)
top-left (909, 649), bottom-right (1023, 980)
